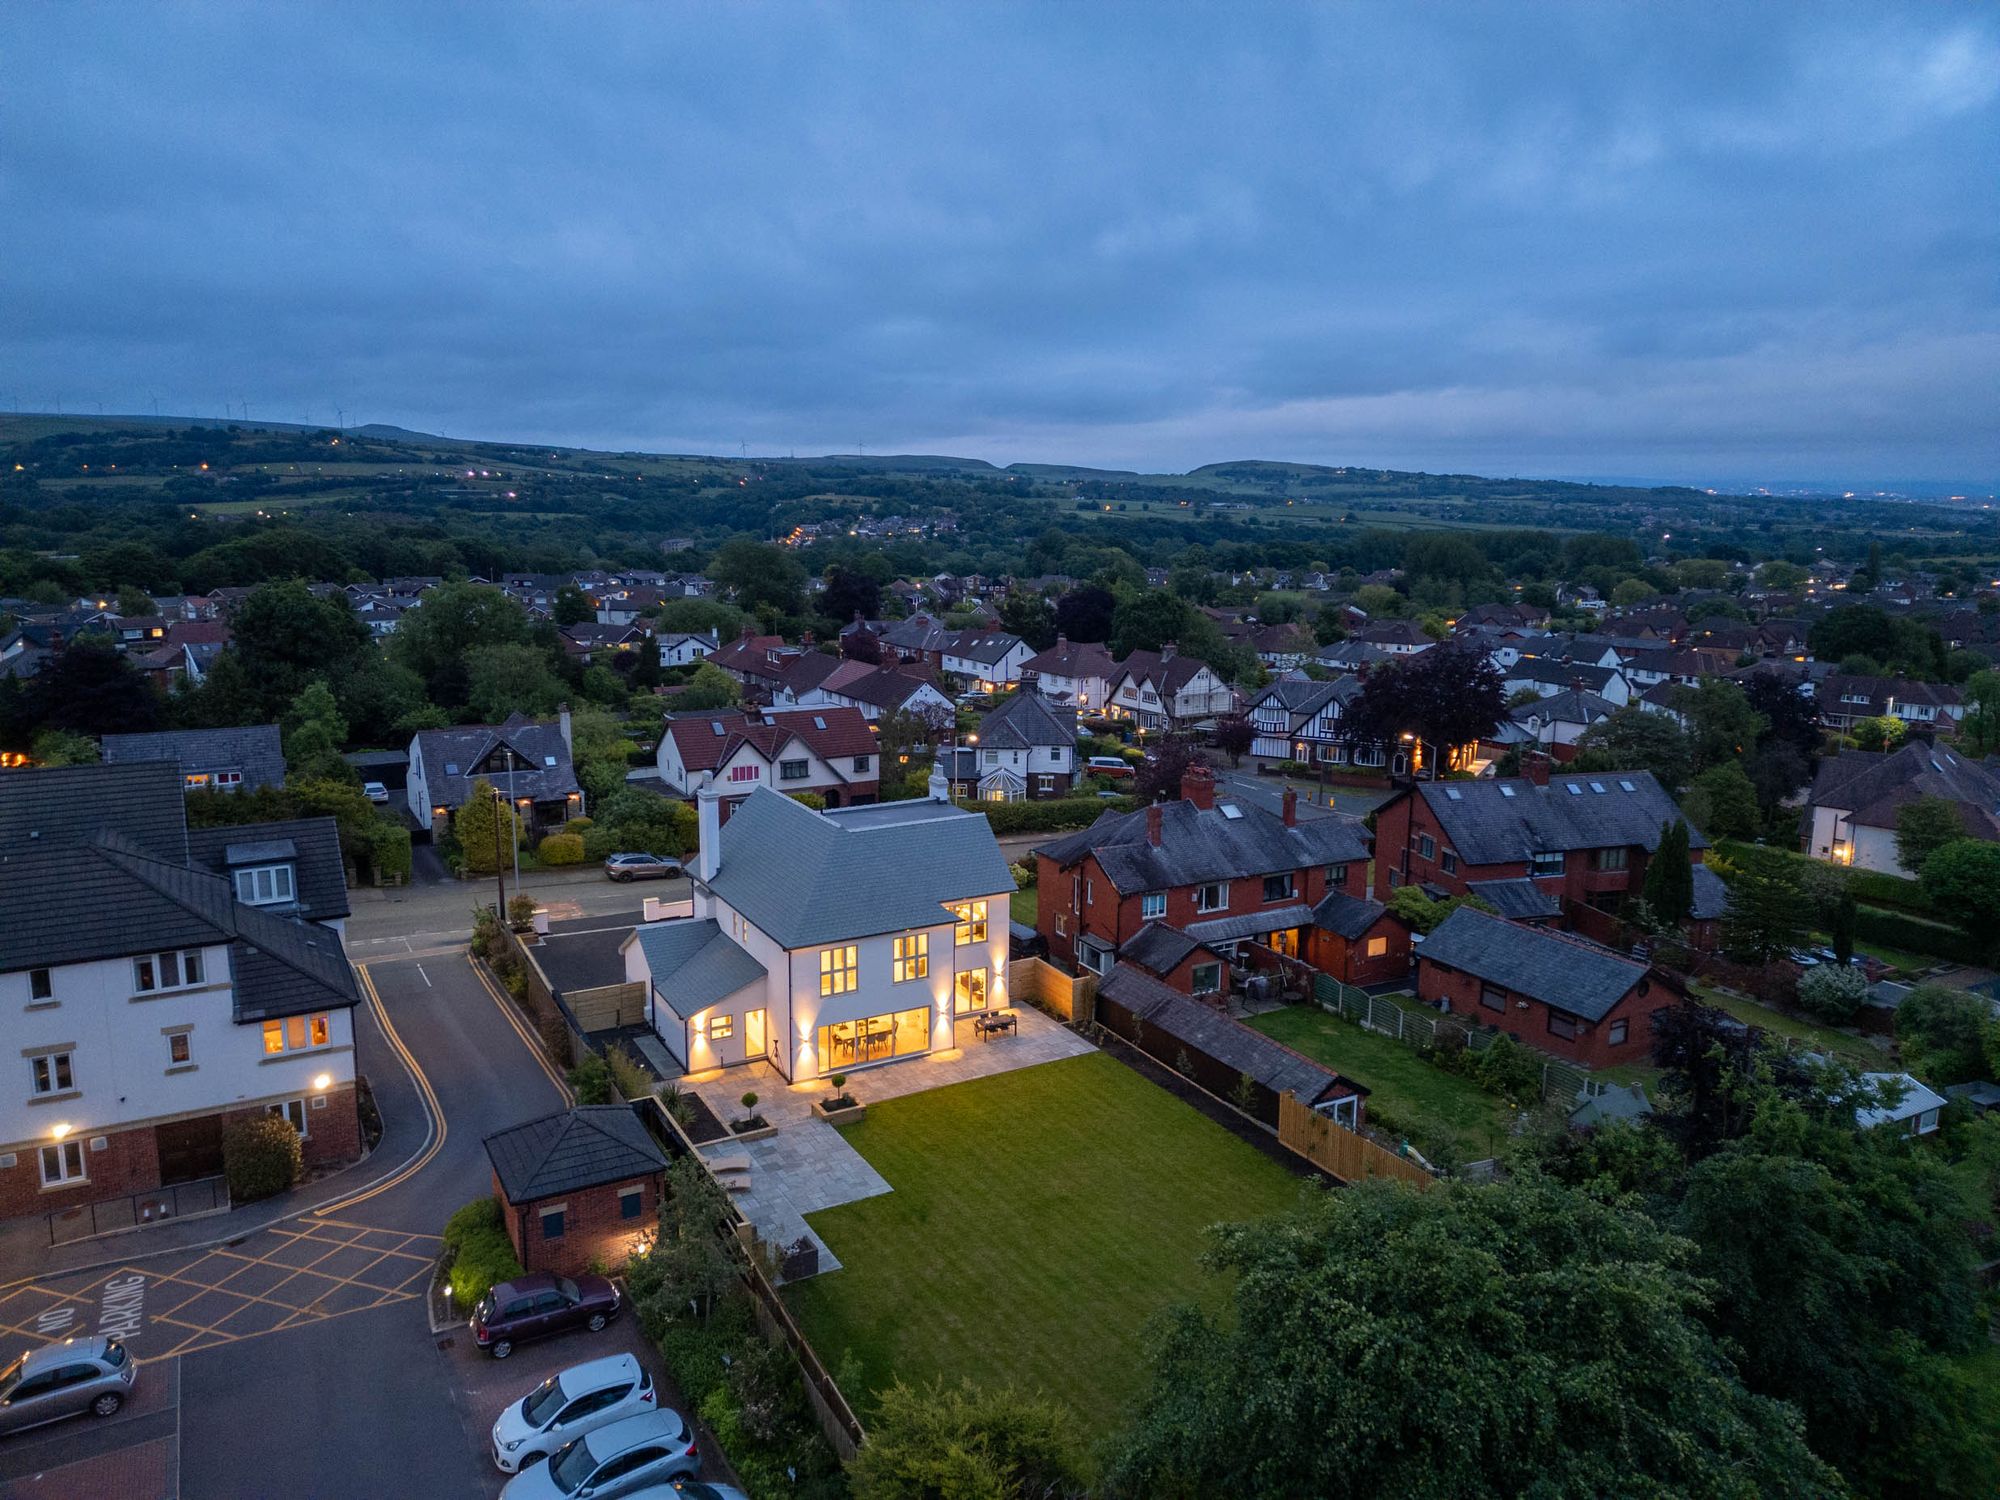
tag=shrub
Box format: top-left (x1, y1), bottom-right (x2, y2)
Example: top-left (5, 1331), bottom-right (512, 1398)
top-left (448, 1222), bottom-right (524, 1309)
top-left (223, 1114), bottom-right (303, 1202)
top-left (536, 832), bottom-right (586, 866)
top-left (568, 1054), bottom-right (613, 1105)
top-left (469, 906), bottom-right (501, 960)
top-left (443, 1195), bottom-right (504, 1248)
top-left (537, 1010), bottom-right (574, 1068)
top-left (976, 795), bottom-right (1135, 835)
top-left (1795, 962), bottom-right (1870, 1022)
top-left (367, 820), bottom-right (412, 884)
top-left (564, 814), bottom-right (594, 833)
top-left (604, 1042), bottom-right (650, 1101)
top-left (506, 893), bottom-right (537, 930)
top-left (1852, 904), bottom-right (1988, 965)
top-left (1474, 1036), bottom-right (1543, 1108)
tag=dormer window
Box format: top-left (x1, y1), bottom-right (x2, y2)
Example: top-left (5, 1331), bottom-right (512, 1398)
top-left (234, 864), bottom-right (296, 906)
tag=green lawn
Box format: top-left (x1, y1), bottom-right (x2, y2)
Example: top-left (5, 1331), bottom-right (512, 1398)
top-left (1689, 983), bottom-right (1878, 1066)
top-left (783, 1052), bottom-right (1304, 1437)
top-left (1009, 886), bottom-right (1037, 925)
top-left (1247, 1004), bottom-right (1515, 1160)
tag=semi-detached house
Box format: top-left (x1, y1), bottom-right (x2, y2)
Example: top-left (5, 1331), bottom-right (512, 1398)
top-left (620, 771), bottom-right (1014, 1082)
top-left (0, 764), bottom-right (360, 1220)
top-left (656, 706), bottom-right (880, 814)
top-left (1106, 647), bottom-right (1234, 732)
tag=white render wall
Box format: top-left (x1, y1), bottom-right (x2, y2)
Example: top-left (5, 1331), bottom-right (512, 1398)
top-left (0, 946), bottom-right (356, 1156)
top-left (1806, 805), bottom-right (1909, 876)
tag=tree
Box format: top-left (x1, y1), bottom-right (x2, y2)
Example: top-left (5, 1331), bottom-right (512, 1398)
top-left (1211, 715), bottom-right (1253, 766)
top-left (1642, 820), bottom-right (1695, 926)
top-left (29, 728), bottom-right (100, 766)
top-left (1919, 839), bottom-right (2000, 939)
top-left (1894, 984), bottom-right (1998, 1086)
top-left (1052, 585), bottom-right (1115, 643)
top-left (553, 583), bottom-right (592, 626)
top-left (821, 564), bottom-right (882, 625)
top-left (1758, 560), bottom-right (1808, 590)
top-left (390, 580), bottom-right (530, 711)
top-left (1740, 672), bottom-right (1823, 762)
top-left (1722, 871), bottom-right (1811, 965)
top-left (1386, 885), bottom-right (1493, 935)
top-left (1649, 996), bottom-right (1817, 1159)
top-left (453, 778), bottom-right (523, 875)
top-left (1896, 796), bottom-right (1967, 875)
top-left (709, 538), bottom-right (806, 618)
top-left (1573, 707), bottom-right (1693, 791)
top-left (22, 636), bottom-right (160, 738)
top-left (225, 580), bottom-right (373, 721)
top-left (1682, 761), bottom-right (1761, 840)
top-left (567, 705), bottom-right (633, 805)
top-left (1959, 669), bottom-right (2000, 755)
top-left (464, 643), bottom-right (565, 723)
top-left (848, 1380), bottom-right (1089, 1500)
top-left (1795, 963), bottom-right (1868, 1023)
top-left (1340, 638), bottom-right (1505, 776)
top-left (1744, 740), bottom-right (1810, 817)
top-left (1610, 577), bottom-right (1654, 608)
top-left (1109, 589), bottom-right (1193, 657)
top-left (281, 678), bottom-right (351, 781)
top-left (1108, 1179), bottom-right (1840, 1500)
top-left (1668, 678), bottom-right (1766, 773)
top-left (1852, 715), bottom-right (1906, 752)
top-left (675, 661), bottom-right (740, 712)
top-left (1829, 886), bottom-right (1856, 967)
top-left (1137, 735), bottom-right (1208, 803)
top-left (994, 590), bottom-right (1055, 651)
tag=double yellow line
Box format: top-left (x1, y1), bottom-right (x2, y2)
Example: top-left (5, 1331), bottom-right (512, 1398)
top-left (314, 963), bottom-right (445, 1215)
top-left (466, 952), bottom-right (574, 1103)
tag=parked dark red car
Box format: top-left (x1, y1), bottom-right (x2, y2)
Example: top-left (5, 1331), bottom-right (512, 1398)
top-left (471, 1273), bottom-right (621, 1360)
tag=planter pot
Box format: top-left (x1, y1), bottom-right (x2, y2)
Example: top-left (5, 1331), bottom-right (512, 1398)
top-left (531, 909), bottom-right (550, 934)
top-left (811, 1099), bottom-right (866, 1125)
top-left (728, 1120), bottom-right (779, 1142)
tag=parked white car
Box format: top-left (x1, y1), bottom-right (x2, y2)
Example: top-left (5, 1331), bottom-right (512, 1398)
top-left (491, 1353), bottom-right (657, 1474)
top-left (500, 1409), bottom-right (699, 1499)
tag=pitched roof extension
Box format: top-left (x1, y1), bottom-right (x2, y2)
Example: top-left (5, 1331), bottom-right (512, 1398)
top-left (100, 724), bottom-right (286, 791)
top-left (484, 1105), bottom-right (669, 1205)
top-left (1406, 771), bottom-right (1702, 866)
top-left (629, 919), bottom-right (768, 1022)
top-left (975, 692), bottom-right (1075, 751)
top-left (1418, 906), bottom-right (1649, 1022)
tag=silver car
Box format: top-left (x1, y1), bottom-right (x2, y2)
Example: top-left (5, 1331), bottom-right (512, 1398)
top-left (492, 1353), bottom-right (657, 1473)
top-left (499, 1408), bottom-right (699, 1499)
top-left (0, 1336), bottom-right (137, 1435)
top-left (603, 852), bottom-right (684, 882)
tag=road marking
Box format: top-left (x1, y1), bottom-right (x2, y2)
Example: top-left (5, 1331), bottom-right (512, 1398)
top-left (467, 952), bottom-right (574, 1103)
top-left (416, 963), bottom-right (432, 988)
top-left (97, 1273), bottom-right (145, 1340)
top-left (312, 964), bottom-right (446, 1216)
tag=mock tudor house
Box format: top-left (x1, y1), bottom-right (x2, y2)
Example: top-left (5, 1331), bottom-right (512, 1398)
top-left (1245, 676), bottom-right (1376, 769)
top-left (656, 706), bottom-right (880, 814)
top-left (1018, 636), bottom-right (1118, 713)
top-left (1817, 674), bottom-right (1963, 738)
top-left (620, 771), bottom-right (1014, 1081)
top-left (942, 693), bottom-right (1077, 802)
top-left (1803, 741), bottom-right (2000, 875)
top-left (938, 631), bottom-right (1033, 692)
top-left (1032, 767), bottom-right (1389, 982)
top-left (101, 724), bottom-right (287, 794)
top-left (1106, 647), bottom-right (1235, 732)
top-left (0, 763), bottom-right (361, 1220)
top-left (658, 630), bottom-right (719, 667)
top-left (407, 710), bottom-right (584, 838)
top-left (1371, 765), bottom-right (1706, 946)
top-left (788, 661), bottom-right (954, 724)
top-left (1415, 906), bottom-right (1681, 1068)
top-left (484, 1106), bottom-right (669, 1278)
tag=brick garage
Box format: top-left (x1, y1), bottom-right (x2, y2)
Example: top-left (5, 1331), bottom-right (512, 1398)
top-left (1415, 906), bottom-right (1679, 1070)
top-left (484, 1105), bottom-right (670, 1278)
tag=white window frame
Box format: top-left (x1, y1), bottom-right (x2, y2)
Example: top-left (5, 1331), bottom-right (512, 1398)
top-left (1529, 850), bottom-right (1564, 878)
top-left (1262, 873), bottom-right (1295, 903)
top-left (1194, 882), bottom-right (1228, 914)
top-left (1140, 892), bottom-right (1167, 920)
top-left (233, 863), bottom-right (296, 906)
top-left (29, 968), bottom-right (52, 1002)
top-left (29, 1051), bottom-right (74, 1096)
top-left (1190, 962), bottom-right (1222, 995)
top-left (39, 1139), bottom-right (85, 1186)
top-left (134, 948), bottom-right (206, 994)
top-left (269, 1097), bottom-right (310, 1137)
top-left (262, 1012), bottom-right (332, 1054)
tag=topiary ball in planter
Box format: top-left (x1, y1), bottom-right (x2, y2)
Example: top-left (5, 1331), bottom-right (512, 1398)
top-left (224, 1114), bottom-right (304, 1203)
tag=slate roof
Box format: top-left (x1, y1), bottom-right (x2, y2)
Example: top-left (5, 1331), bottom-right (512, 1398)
top-left (101, 724), bottom-right (286, 791)
top-left (1248, 676), bottom-right (1358, 728)
top-left (186, 816), bottom-right (351, 923)
top-left (1855, 1072), bottom-right (1950, 1130)
top-left (1034, 797), bottom-right (1370, 896)
top-left (1111, 649), bottom-right (1218, 697)
top-left (1806, 742), bottom-right (2000, 837)
top-left (1019, 637), bottom-right (1117, 681)
top-left (1098, 964), bottom-right (1354, 1106)
top-left (484, 1105), bottom-right (669, 1206)
top-left (629, 920), bottom-right (768, 1022)
top-left (976, 692), bottom-right (1075, 751)
top-left (940, 631), bottom-right (1025, 667)
top-left (666, 706), bottom-right (877, 780)
top-left (1511, 689), bottom-right (1617, 729)
top-left (1119, 922), bottom-right (1218, 975)
top-left (1405, 771), bottom-right (1703, 866)
top-left (1465, 877), bottom-right (1563, 920)
top-left (1570, 1083), bottom-right (1652, 1127)
top-left (1690, 863), bottom-right (1731, 922)
top-left (1184, 904), bottom-right (1317, 944)
top-left (412, 714), bottom-right (579, 809)
top-left (812, 664), bottom-right (942, 712)
top-left (1506, 660), bottom-right (1624, 695)
top-left (1418, 906), bottom-right (1648, 1022)
top-left (1310, 889), bottom-right (1397, 939)
top-left (0, 761), bottom-right (189, 861)
top-left (706, 786), bottom-right (1013, 949)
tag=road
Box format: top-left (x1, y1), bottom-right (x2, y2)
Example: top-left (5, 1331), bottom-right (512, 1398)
top-left (0, 947), bottom-right (575, 1500)
top-left (343, 864), bottom-right (678, 962)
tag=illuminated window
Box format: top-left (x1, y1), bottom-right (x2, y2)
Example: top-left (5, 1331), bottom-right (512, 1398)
top-left (1365, 936), bottom-right (1388, 958)
top-left (263, 1012), bottom-right (332, 1054)
top-left (819, 945), bottom-right (858, 996)
top-left (893, 934), bottom-right (928, 982)
top-left (954, 967), bottom-right (988, 1014)
top-left (953, 901), bottom-right (988, 946)
top-left (708, 1013), bottom-right (735, 1042)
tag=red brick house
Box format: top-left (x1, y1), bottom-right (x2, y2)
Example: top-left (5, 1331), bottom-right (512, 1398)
top-left (1032, 767), bottom-right (1376, 979)
top-left (1371, 766), bottom-right (1707, 946)
top-left (1415, 906), bottom-right (1681, 1068)
top-left (1116, 923), bottom-right (1233, 1000)
top-left (1306, 889), bottom-right (1414, 986)
top-left (483, 1106), bottom-right (670, 1278)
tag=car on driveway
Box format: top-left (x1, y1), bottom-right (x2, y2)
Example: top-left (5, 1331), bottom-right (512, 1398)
top-left (500, 1409), bottom-right (700, 1499)
top-left (473, 1273), bottom-right (622, 1360)
top-left (363, 780), bottom-right (391, 803)
top-left (1086, 756), bottom-right (1133, 778)
top-left (0, 1336), bottom-right (137, 1435)
top-left (604, 852), bottom-right (684, 882)
top-left (493, 1353), bottom-right (658, 1473)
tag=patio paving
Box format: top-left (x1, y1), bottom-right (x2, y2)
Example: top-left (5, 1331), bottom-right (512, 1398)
top-left (688, 1005), bottom-right (1092, 1277)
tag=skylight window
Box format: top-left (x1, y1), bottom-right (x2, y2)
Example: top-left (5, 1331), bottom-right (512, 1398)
top-left (711, 721), bottom-right (725, 735)
top-left (1219, 803), bottom-right (1244, 819)
top-left (1444, 787), bottom-right (1462, 800)
top-left (444, 762), bottom-right (460, 775)
top-left (813, 715), bottom-right (826, 729)
top-left (1565, 783), bottom-right (1583, 796)
top-left (1618, 779), bottom-right (1636, 791)
top-left (1499, 784), bottom-right (1517, 798)
top-left (544, 755), bottom-right (557, 767)
top-left (1589, 781), bottom-right (1605, 794)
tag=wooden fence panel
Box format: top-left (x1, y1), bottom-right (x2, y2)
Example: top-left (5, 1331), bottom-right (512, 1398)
top-left (1007, 957), bottom-right (1095, 1023)
top-left (1278, 1091), bottom-right (1434, 1190)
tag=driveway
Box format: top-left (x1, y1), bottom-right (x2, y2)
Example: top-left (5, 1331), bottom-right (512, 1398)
top-left (0, 950), bottom-right (574, 1499)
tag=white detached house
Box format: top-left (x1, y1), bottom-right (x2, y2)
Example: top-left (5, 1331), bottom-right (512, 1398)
top-left (620, 771), bottom-right (1014, 1082)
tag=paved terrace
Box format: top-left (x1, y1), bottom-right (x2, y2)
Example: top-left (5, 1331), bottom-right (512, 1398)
top-left (686, 1006), bottom-right (1092, 1275)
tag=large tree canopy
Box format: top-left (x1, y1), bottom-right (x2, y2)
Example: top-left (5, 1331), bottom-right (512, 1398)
top-left (1108, 1179), bottom-right (1839, 1499)
top-left (390, 579), bottom-right (530, 711)
top-left (1342, 637), bottom-right (1504, 771)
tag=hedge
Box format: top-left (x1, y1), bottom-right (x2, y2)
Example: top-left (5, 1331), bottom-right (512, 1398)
top-left (223, 1114), bottom-right (302, 1202)
top-left (1851, 905), bottom-right (1988, 966)
top-left (1714, 839), bottom-right (1933, 916)
top-left (537, 832), bottom-right (586, 866)
top-left (366, 820), bottom-right (413, 884)
top-left (443, 1196), bottom-right (525, 1309)
top-left (970, 795), bottom-right (1137, 835)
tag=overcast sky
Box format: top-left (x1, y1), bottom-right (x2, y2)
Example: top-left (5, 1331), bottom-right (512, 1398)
top-left (4, 3), bottom-right (1995, 487)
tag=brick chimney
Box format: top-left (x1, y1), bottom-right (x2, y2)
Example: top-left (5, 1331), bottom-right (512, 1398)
top-left (1281, 786), bottom-right (1298, 827)
top-left (1146, 803), bottom-right (1163, 846)
top-left (1182, 764), bottom-right (1216, 810)
top-left (1523, 751), bottom-right (1551, 786)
